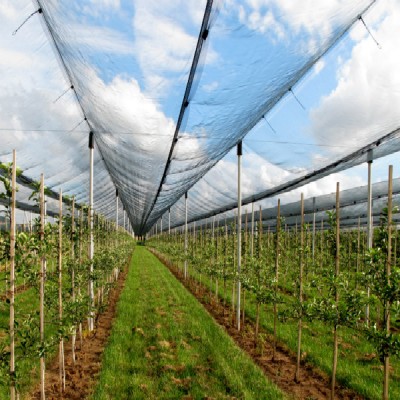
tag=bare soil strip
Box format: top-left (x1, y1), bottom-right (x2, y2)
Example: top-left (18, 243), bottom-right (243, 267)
top-left (28, 267), bottom-right (129, 400)
top-left (151, 249), bottom-right (364, 400)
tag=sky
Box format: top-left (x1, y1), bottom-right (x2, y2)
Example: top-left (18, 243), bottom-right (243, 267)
top-left (0, 0), bottom-right (399, 230)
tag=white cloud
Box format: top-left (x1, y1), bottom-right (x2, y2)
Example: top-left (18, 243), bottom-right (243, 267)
top-left (310, 0), bottom-right (400, 151)
top-left (233, 0), bottom-right (373, 51)
top-left (202, 81), bottom-right (219, 92)
top-left (313, 59), bottom-right (325, 76)
top-left (132, 0), bottom-right (216, 95)
top-left (69, 24), bottom-right (134, 55)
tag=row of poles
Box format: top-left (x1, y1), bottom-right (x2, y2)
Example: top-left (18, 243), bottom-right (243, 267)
top-left (150, 145), bottom-right (395, 400)
top-left (151, 145), bottom-right (377, 334)
top-left (7, 133), bottom-right (134, 399)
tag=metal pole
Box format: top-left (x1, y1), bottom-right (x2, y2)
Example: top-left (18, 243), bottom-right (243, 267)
top-left (236, 141), bottom-right (242, 331)
top-left (168, 208), bottom-right (171, 235)
top-left (88, 132), bottom-right (95, 332)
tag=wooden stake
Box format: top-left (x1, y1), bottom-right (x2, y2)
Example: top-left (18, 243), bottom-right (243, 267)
top-left (184, 192), bottom-right (188, 279)
top-left (273, 199), bottom-right (280, 361)
top-left (383, 165), bottom-right (393, 400)
top-left (58, 189), bottom-right (65, 391)
top-left (9, 150), bottom-right (17, 400)
top-left (295, 193), bottom-right (304, 383)
top-left (71, 198), bottom-right (76, 364)
top-left (40, 174), bottom-right (46, 400)
top-left (366, 153), bottom-right (373, 326)
top-left (88, 134), bottom-right (95, 331)
top-left (236, 141), bottom-right (242, 331)
top-left (331, 182), bottom-right (340, 399)
top-left (251, 202), bottom-right (254, 258)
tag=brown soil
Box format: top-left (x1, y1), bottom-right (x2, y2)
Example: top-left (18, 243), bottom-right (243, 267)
top-left (28, 267), bottom-right (128, 400)
top-left (150, 249), bottom-right (364, 400)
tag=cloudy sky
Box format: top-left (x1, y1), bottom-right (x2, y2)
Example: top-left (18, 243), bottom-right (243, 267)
top-left (1, 0), bottom-right (399, 230)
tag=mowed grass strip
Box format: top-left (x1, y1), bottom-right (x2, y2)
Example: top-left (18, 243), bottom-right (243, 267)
top-left (93, 246), bottom-right (285, 400)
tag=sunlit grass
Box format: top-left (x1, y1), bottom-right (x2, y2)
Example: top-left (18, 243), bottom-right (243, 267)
top-left (93, 246), bottom-right (285, 399)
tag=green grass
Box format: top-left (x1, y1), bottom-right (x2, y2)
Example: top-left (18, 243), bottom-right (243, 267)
top-left (93, 247), bottom-right (285, 400)
top-left (0, 287), bottom-right (41, 398)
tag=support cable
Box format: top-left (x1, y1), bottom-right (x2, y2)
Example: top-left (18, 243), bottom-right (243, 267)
top-left (139, 0), bottom-right (214, 233)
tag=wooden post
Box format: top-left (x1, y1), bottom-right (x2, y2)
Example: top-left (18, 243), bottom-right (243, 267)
top-left (295, 193), bottom-right (304, 383)
top-left (88, 132), bottom-right (95, 332)
top-left (184, 192), bottom-right (188, 279)
top-left (255, 206), bottom-right (262, 345)
top-left (58, 189), bottom-right (65, 391)
top-left (9, 150), bottom-right (17, 400)
top-left (71, 197), bottom-right (76, 364)
top-left (312, 197), bottom-right (316, 261)
top-left (366, 150), bottom-right (373, 325)
top-left (123, 209), bottom-right (126, 233)
top-left (330, 182), bottom-right (340, 399)
top-left (251, 202), bottom-right (255, 258)
top-left (115, 190), bottom-right (119, 280)
top-left (236, 141), bottom-right (242, 331)
top-left (273, 198), bottom-right (280, 360)
top-left (383, 165), bottom-right (393, 400)
top-left (356, 216), bottom-right (361, 288)
top-left (40, 174), bottom-right (46, 399)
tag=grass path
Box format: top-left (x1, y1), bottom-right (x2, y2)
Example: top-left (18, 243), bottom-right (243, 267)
top-left (93, 246), bottom-right (285, 399)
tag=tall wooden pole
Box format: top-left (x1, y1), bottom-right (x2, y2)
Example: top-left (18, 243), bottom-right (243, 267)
top-left (88, 132), bottom-right (95, 332)
top-left (273, 198), bottom-right (280, 360)
top-left (251, 202), bottom-right (255, 258)
top-left (312, 197), bottom-right (316, 261)
top-left (71, 197), bottom-right (76, 364)
top-left (58, 189), bottom-right (65, 391)
top-left (123, 209), bottom-right (126, 233)
top-left (236, 141), bottom-right (242, 331)
top-left (116, 189), bottom-right (119, 232)
top-left (184, 192), bottom-right (188, 279)
top-left (331, 182), bottom-right (340, 399)
top-left (295, 193), bottom-right (304, 382)
top-left (366, 150), bottom-right (373, 326)
top-left (383, 165), bottom-right (393, 400)
top-left (40, 174), bottom-right (46, 399)
top-left (9, 150), bottom-right (17, 400)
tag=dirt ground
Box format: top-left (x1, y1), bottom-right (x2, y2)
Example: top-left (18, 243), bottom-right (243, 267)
top-left (151, 249), bottom-right (364, 400)
top-left (27, 249), bottom-right (364, 399)
top-left (28, 267), bottom-right (128, 400)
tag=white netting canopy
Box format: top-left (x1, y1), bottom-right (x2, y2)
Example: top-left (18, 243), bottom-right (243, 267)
top-left (1, 0), bottom-right (399, 234)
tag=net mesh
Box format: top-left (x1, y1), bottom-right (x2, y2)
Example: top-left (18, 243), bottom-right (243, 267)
top-left (1, 0), bottom-right (399, 233)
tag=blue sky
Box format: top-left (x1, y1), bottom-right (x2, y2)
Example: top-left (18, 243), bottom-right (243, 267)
top-left (1, 0), bottom-right (400, 228)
